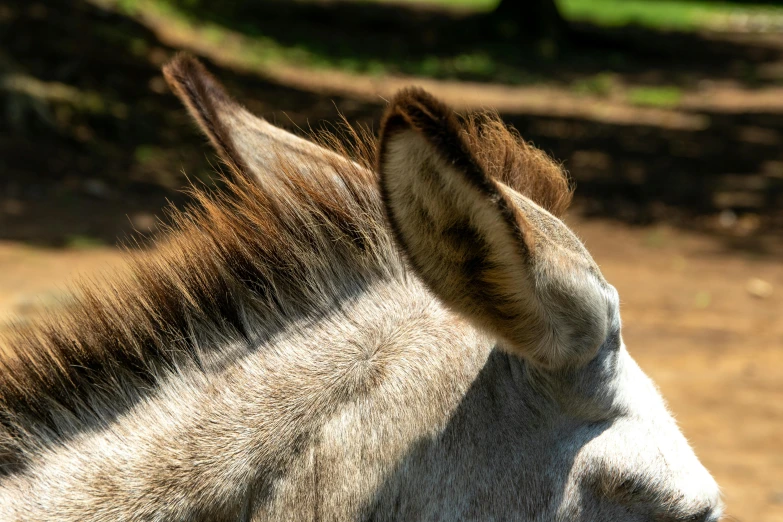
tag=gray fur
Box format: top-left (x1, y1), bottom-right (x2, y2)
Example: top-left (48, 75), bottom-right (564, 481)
top-left (0, 59), bottom-right (722, 521)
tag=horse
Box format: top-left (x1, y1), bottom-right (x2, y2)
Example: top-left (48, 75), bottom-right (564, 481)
top-left (0, 54), bottom-right (722, 521)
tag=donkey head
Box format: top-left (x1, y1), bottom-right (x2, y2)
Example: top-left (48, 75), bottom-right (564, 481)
top-left (163, 56), bottom-right (722, 521)
top-left (376, 89), bottom-right (722, 520)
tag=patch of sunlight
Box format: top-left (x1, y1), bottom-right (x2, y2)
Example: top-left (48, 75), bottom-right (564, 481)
top-left (627, 86), bottom-right (683, 108)
top-left (65, 235), bottom-right (107, 250)
top-left (559, 0), bottom-right (783, 31)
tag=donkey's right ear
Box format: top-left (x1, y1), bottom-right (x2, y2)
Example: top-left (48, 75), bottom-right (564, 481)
top-left (163, 53), bottom-right (359, 181)
top-left (378, 88), bottom-right (617, 369)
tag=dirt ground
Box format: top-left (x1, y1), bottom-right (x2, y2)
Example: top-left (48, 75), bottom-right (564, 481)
top-left (1, 217), bottom-right (780, 521)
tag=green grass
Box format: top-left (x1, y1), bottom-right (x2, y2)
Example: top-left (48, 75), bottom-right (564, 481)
top-left (65, 235), bottom-right (107, 250)
top-left (559, 0), bottom-right (783, 30)
top-left (627, 86), bottom-right (683, 108)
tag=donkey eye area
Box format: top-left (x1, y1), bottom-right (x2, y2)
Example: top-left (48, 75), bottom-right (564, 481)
top-left (666, 507), bottom-right (721, 522)
top-left (590, 472), bottom-right (719, 522)
top-left (591, 473), bottom-right (652, 504)
top-left (649, 501), bottom-right (720, 522)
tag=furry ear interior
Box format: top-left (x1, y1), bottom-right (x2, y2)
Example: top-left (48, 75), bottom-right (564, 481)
top-left (378, 88), bottom-right (617, 368)
top-left (163, 53), bottom-right (361, 182)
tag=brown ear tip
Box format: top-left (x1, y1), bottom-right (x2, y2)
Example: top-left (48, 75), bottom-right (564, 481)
top-left (388, 87), bottom-right (448, 115)
top-left (380, 86), bottom-right (458, 142)
top-left (162, 53), bottom-right (202, 84)
top-left (161, 53), bottom-right (232, 107)
top-left (162, 52), bottom-right (195, 75)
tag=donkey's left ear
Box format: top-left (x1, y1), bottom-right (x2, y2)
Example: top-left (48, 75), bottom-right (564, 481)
top-left (163, 53), bottom-right (358, 181)
top-left (378, 88), bottom-right (619, 369)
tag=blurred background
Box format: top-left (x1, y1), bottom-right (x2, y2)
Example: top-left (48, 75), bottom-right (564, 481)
top-left (0, 0), bottom-right (781, 519)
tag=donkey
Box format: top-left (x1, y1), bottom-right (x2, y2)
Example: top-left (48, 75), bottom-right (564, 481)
top-left (0, 54), bottom-right (721, 521)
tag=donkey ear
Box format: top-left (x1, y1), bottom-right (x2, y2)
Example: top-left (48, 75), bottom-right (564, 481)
top-left (378, 88), bottom-right (618, 368)
top-left (163, 53), bottom-right (357, 181)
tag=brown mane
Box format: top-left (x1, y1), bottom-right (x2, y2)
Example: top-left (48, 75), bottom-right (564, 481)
top-left (0, 104), bottom-right (570, 473)
top-left (462, 113), bottom-right (572, 218)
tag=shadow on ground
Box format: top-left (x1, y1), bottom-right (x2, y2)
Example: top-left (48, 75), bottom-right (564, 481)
top-left (160, 0), bottom-right (783, 87)
top-left (1, 0), bottom-right (781, 253)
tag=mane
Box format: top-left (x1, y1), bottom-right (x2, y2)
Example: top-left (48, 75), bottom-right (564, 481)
top-left (461, 112), bottom-right (572, 217)
top-left (0, 111), bottom-right (570, 473)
